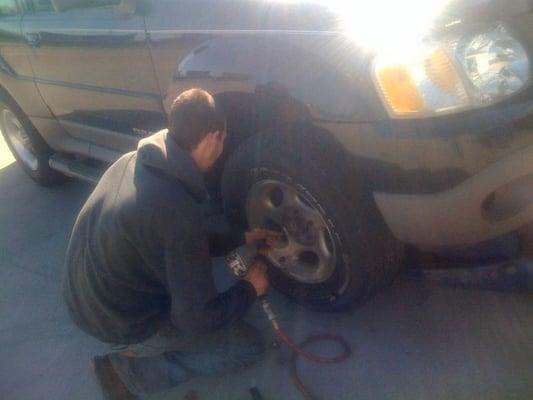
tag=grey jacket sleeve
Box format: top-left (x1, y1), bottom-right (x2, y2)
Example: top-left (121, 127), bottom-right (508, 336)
top-left (207, 230), bottom-right (245, 257)
top-left (160, 208), bottom-right (256, 336)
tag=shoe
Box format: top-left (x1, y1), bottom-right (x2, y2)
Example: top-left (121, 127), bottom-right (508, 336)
top-left (92, 355), bottom-right (139, 400)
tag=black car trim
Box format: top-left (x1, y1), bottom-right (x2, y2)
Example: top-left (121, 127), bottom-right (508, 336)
top-left (22, 29), bottom-right (146, 34)
top-left (13, 73), bottom-right (160, 101)
top-left (147, 29), bottom-right (338, 35)
top-left (20, 28), bottom-right (337, 35)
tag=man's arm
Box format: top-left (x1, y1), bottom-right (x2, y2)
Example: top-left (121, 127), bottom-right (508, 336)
top-left (161, 209), bottom-right (256, 336)
top-left (208, 228), bottom-right (282, 257)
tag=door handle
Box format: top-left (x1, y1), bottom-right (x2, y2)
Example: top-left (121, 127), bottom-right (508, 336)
top-left (26, 33), bottom-right (41, 48)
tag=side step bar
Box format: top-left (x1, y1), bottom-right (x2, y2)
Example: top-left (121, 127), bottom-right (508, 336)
top-left (49, 154), bottom-right (105, 184)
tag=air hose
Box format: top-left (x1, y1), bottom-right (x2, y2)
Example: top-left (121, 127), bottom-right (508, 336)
top-left (261, 299), bottom-right (352, 400)
top-left (225, 243), bottom-right (352, 398)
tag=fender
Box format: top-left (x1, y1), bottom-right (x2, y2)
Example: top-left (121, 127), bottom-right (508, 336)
top-left (162, 33), bottom-right (387, 198)
top-left (166, 34), bottom-right (385, 125)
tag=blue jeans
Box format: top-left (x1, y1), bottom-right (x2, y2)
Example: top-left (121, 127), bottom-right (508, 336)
top-left (108, 321), bottom-right (265, 397)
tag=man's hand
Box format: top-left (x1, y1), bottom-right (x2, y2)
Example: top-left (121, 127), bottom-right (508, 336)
top-left (243, 261), bottom-right (269, 297)
top-left (245, 228), bottom-right (281, 248)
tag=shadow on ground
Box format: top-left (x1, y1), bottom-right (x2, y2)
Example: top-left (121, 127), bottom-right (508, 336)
top-left (0, 163), bottom-right (532, 400)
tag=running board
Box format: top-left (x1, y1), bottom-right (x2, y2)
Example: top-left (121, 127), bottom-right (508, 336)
top-left (49, 153), bottom-right (225, 216)
top-left (49, 154), bottom-right (105, 184)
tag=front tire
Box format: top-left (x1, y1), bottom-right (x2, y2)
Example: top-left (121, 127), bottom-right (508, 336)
top-left (222, 127), bottom-right (404, 311)
top-left (0, 98), bottom-right (65, 186)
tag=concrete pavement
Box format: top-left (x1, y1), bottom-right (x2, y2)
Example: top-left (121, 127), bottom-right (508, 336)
top-left (0, 137), bottom-right (532, 400)
top-left (0, 134), bottom-right (14, 169)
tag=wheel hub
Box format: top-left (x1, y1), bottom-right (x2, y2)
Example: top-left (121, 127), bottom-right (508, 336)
top-left (282, 206), bottom-right (317, 246)
top-left (246, 179), bottom-right (336, 284)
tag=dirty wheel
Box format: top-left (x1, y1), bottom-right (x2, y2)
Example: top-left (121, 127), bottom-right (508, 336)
top-left (0, 98), bottom-right (65, 186)
top-left (246, 179), bottom-right (337, 285)
top-left (222, 128), bottom-right (404, 311)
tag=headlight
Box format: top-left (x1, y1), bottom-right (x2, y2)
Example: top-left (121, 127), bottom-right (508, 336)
top-left (457, 25), bottom-right (530, 104)
top-left (373, 45), bottom-right (469, 116)
top-left (373, 25), bottom-right (531, 118)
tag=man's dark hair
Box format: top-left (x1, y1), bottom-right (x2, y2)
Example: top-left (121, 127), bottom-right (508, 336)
top-left (168, 89), bottom-right (225, 150)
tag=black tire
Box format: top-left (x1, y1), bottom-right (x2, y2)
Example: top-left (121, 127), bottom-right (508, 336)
top-left (0, 96), bottom-right (66, 186)
top-left (221, 125), bottom-right (404, 311)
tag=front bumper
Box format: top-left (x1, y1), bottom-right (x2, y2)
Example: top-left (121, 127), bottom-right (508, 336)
top-left (375, 143), bottom-right (533, 247)
top-left (319, 87), bottom-right (533, 248)
top-left (372, 92), bottom-right (533, 248)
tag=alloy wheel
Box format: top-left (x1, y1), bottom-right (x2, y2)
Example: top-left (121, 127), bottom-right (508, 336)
top-left (246, 179), bottom-right (337, 284)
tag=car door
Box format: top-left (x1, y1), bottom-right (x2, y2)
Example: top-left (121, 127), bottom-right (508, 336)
top-left (21, 0), bottom-right (166, 157)
top-left (0, 1), bottom-right (28, 79)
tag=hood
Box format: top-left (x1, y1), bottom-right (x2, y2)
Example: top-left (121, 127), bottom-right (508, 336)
top-left (137, 130), bottom-right (207, 202)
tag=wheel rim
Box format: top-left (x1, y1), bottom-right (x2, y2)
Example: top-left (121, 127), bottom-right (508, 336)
top-left (0, 109), bottom-right (38, 171)
top-left (246, 179), bottom-right (337, 284)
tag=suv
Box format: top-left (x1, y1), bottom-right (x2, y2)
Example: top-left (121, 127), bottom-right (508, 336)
top-left (1, 0), bottom-right (532, 310)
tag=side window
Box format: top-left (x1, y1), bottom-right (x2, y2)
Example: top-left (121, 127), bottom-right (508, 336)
top-left (0, 0), bottom-right (18, 17)
top-left (31, 0), bottom-right (54, 12)
top-left (31, 0), bottom-right (53, 12)
top-left (30, 0), bottom-right (121, 13)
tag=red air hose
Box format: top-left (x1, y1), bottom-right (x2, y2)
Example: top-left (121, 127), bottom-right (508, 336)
top-left (261, 299), bottom-right (352, 400)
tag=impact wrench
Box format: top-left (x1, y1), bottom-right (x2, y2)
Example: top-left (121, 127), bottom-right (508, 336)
top-left (226, 243), bottom-right (352, 400)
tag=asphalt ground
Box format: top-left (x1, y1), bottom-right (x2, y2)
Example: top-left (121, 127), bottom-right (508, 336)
top-left (0, 135), bottom-right (532, 400)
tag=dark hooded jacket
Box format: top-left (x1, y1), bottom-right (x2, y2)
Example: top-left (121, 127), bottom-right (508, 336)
top-left (62, 130), bottom-right (256, 344)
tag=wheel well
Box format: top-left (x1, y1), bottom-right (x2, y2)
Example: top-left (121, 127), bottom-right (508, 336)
top-left (0, 83), bottom-right (19, 112)
top-left (206, 88), bottom-right (314, 200)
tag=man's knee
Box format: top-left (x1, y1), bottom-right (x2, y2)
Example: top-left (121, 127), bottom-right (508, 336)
top-left (230, 322), bottom-right (265, 363)
top-left (244, 332), bottom-right (266, 360)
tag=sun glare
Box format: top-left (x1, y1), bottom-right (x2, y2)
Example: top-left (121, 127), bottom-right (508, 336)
top-left (330, 0), bottom-right (451, 51)
top-left (274, 0), bottom-right (452, 52)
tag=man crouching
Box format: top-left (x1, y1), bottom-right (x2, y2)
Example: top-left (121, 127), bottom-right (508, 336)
top-left (63, 89), bottom-right (275, 399)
